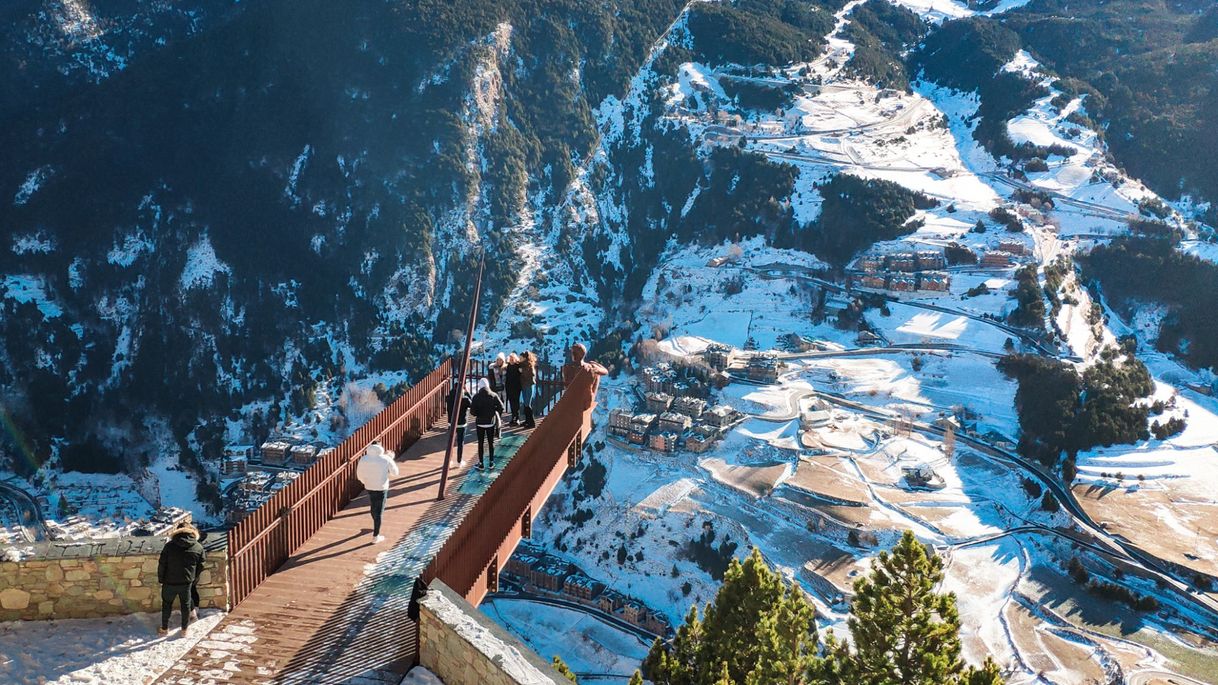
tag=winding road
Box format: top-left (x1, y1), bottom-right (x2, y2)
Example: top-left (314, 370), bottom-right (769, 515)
top-left (804, 388), bottom-right (1218, 627)
top-left (0, 479), bottom-right (46, 543)
top-left (485, 590), bottom-right (661, 644)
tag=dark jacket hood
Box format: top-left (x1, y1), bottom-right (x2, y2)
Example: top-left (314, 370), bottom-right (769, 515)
top-left (171, 524), bottom-right (201, 548)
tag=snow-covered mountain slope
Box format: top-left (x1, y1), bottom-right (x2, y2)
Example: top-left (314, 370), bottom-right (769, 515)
top-left (478, 1), bottom-right (1218, 682)
top-left (4, 0), bottom-right (1218, 679)
top-left (0, 0), bottom-right (687, 505)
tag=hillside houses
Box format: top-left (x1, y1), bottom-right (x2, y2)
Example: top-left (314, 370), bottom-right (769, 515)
top-left (657, 411), bottom-right (691, 434)
top-left (672, 396), bottom-right (707, 419)
top-left (628, 414), bottom-right (656, 445)
top-left (257, 439), bottom-right (324, 470)
top-left (645, 391), bottom-right (673, 414)
top-left (978, 240), bottom-right (1031, 268)
top-left (648, 432), bottom-right (680, 453)
top-left (222, 444), bottom-right (253, 476)
top-left (259, 441), bottom-right (292, 466)
top-left (289, 444), bottom-right (317, 467)
top-left (607, 359), bottom-right (750, 455)
top-left (850, 249), bottom-right (952, 293)
top-left (746, 354), bottom-right (785, 383)
top-left (980, 251), bottom-right (1012, 268)
top-left (609, 392), bottom-right (739, 455)
top-left (686, 425), bottom-right (719, 453)
top-left (703, 343), bottom-right (733, 370)
top-left (502, 545), bottom-right (671, 636)
top-left (703, 404), bottom-right (741, 428)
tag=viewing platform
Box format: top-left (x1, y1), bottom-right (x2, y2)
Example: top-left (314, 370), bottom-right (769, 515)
top-left (154, 359), bottom-right (597, 684)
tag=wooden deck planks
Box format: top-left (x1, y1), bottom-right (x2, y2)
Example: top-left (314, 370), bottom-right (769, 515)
top-left (156, 423), bottom-right (534, 685)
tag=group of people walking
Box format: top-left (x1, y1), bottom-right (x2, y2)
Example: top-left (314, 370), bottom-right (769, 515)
top-left (447, 350), bottom-right (541, 471)
top-left (357, 343), bottom-right (608, 544)
top-left (488, 351), bottom-right (540, 429)
top-left (152, 343), bottom-right (609, 641)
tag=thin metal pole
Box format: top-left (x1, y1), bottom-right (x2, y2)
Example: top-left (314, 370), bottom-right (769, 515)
top-left (438, 254), bottom-right (485, 500)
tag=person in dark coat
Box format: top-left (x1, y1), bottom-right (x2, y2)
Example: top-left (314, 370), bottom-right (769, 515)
top-left (158, 522), bottom-right (206, 636)
top-left (505, 353), bottom-right (523, 426)
top-left (447, 379), bottom-right (473, 465)
top-left (470, 378), bottom-right (505, 470)
top-left (519, 351), bottom-right (538, 428)
top-left (189, 529), bottom-right (209, 621)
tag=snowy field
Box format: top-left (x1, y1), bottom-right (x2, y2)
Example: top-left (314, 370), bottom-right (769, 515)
top-left (484, 598), bottom-right (651, 676)
top-left (0, 610), bottom-right (223, 685)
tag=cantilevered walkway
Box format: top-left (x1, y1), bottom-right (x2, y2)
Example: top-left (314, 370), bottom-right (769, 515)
top-left (156, 426), bottom-right (538, 684)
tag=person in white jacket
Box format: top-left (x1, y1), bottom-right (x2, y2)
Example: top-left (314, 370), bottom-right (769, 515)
top-left (356, 441), bottom-right (398, 543)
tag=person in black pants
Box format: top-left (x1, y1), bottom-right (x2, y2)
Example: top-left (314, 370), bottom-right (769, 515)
top-left (447, 378), bottom-right (473, 465)
top-left (188, 530), bottom-right (209, 621)
top-left (505, 353), bottom-right (523, 426)
top-left (470, 378), bottom-right (505, 470)
top-left (158, 522), bottom-right (205, 636)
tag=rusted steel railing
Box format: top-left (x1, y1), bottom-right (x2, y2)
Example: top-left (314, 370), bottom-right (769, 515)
top-left (226, 360), bottom-right (452, 607)
top-left (423, 369), bottom-right (596, 605)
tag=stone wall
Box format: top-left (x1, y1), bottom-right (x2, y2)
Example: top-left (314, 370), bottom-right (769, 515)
top-left (0, 536), bottom-right (228, 621)
top-left (418, 580), bottom-right (567, 685)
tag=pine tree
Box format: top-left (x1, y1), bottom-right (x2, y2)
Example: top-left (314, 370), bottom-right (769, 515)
top-left (628, 671), bottom-right (645, 685)
top-left (643, 548), bottom-right (818, 685)
top-left (961, 658), bottom-right (1004, 685)
top-left (824, 530), bottom-right (966, 685)
top-left (552, 655), bottom-right (578, 683)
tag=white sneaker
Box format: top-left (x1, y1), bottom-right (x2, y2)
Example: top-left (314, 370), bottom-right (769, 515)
top-left (374, 535), bottom-right (386, 544)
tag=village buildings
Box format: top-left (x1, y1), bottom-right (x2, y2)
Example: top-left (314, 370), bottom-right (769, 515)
top-left (501, 544), bottom-right (672, 637)
top-left (850, 249), bottom-right (952, 293)
top-left (703, 343), bottom-right (733, 370)
top-left (645, 391), bottom-right (673, 414)
top-left (672, 396), bottom-right (707, 419)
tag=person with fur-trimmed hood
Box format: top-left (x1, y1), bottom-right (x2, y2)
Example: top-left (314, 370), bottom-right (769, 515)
top-left (356, 440), bottom-right (398, 543)
top-left (158, 522), bottom-right (205, 636)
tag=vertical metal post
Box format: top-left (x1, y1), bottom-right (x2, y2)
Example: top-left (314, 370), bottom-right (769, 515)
top-left (438, 254), bottom-right (485, 500)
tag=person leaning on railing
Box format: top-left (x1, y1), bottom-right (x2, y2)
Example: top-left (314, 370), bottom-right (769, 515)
top-left (561, 343), bottom-right (608, 408)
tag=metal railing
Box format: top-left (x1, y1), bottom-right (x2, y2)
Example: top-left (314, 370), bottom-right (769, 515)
top-left (226, 360), bottom-right (452, 606)
top-left (423, 369), bottom-right (596, 604)
top-left (462, 357), bottom-right (566, 416)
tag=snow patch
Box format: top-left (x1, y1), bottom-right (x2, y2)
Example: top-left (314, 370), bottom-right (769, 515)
top-left (285, 144), bottom-right (312, 205)
top-left (0, 610), bottom-right (224, 685)
top-left (11, 232), bottom-right (54, 255)
top-left (13, 166), bottom-right (53, 206)
top-left (3, 274), bottom-right (62, 319)
top-left (107, 232), bottom-right (154, 267)
top-left (179, 234), bottom-right (231, 291)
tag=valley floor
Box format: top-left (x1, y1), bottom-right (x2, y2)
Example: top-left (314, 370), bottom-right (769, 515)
top-left (476, 0), bottom-right (1218, 682)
